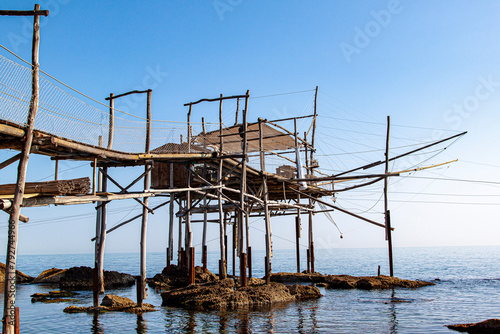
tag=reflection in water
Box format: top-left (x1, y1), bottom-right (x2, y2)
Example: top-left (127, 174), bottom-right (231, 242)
top-left (297, 306), bottom-right (305, 334)
top-left (185, 309), bottom-right (196, 333)
top-left (219, 312), bottom-right (229, 334)
top-left (136, 314), bottom-right (148, 333)
top-left (236, 312), bottom-right (250, 334)
top-left (91, 312), bottom-right (103, 334)
top-left (310, 306), bottom-right (319, 333)
top-left (389, 289), bottom-right (398, 334)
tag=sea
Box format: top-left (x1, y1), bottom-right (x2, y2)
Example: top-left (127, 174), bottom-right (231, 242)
top-left (1, 245), bottom-right (499, 333)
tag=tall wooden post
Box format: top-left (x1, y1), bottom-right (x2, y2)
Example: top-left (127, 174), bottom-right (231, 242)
top-left (259, 119), bottom-right (272, 284)
top-left (201, 118), bottom-right (208, 273)
top-left (185, 162), bottom-right (193, 281)
top-left (384, 116), bottom-right (394, 277)
top-left (218, 94), bottom-right (227, 279)
top-left (138, 90), bottom-right (152, 307)
top-left (107, 93), bottom-right (114, 149)
top-left (2, 5), bottom-right (47, 333)
top-left (168, 165), bottom-right (175, 267)
top-left (97, 166), bottom-right (108, 295)
top-left (93, 137), bottom-right (103, 307)
top-left (295, 197), bottom-right (301, 273)
top-left (238, 91), bottom-right (249, 281)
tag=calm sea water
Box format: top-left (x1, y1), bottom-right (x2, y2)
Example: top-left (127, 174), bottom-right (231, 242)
top-left (2, 246), bottom-right (499, 333)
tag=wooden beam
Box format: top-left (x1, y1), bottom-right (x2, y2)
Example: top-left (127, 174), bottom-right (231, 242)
top-left (0, 154), bottom-right (22, 171)
top-left (0, 9), bottom-right (49, 16)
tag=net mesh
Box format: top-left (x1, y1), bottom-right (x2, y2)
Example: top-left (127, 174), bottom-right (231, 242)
top-left (0, 54), bottom-right (330, 190)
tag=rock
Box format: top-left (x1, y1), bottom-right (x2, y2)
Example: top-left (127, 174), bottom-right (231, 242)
top-left (447, 319), bottom-right (500, 333)
top-left (0, 262), bottom-right (34, 283)
top-left (148, 265), bottom-right (217, 289)
top-left (271, 272), bottom-right (434, 290)
top-left (101, 295), bottom-right (135, 307)
top-left (161, 279), bottom-right (322, 310)
top-left (31, 290), bottom-right (79, 303)
top-left (287, 284), bottom-right (323, 300)
top-left (64, 295), bottom-right (156, 314)
top-left (58, 266), bottom-right (135, 290)
top-left (34, 268), bottom-right (67, 283)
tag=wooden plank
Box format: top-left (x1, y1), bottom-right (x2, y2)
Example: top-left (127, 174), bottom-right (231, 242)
top-left (0, 177), bottom-right (90, 196)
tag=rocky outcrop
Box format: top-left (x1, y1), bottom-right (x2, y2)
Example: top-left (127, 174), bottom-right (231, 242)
top-left (0, 262), bottom-right (34, 283)
top-left (64, 294), bottom-right (155, 314)
top-left (34, 268), bottom-right (67, 283)
top-left (32, 266), bottom-right (136, 290)
top-left (161, 279), bottom-right (322, 310)
top-left (447, 319), bottom-right (500, 333)
top-left (148, 265), bottom-right (217, 289)
top-left (270, 272), bottom-right (434, 289)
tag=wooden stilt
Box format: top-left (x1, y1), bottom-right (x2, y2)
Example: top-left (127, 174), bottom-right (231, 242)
top-left (218, 95), bottom-right (227, 279)
top-left (14, 307), bottom-right (19, 334)
top-left (238, 91), bottom-right (249, 281)
top-left (189, 247), bottom-right (195, 285)
top-left (247, 246), bottom-right (252, 278)
top-left (307, 249), bottom-right (310, 273)
top-left (168, 165), bottom-right (175, 267)
top-left (259, 119), bottom-right (272, 285)
top-left (232, 217), bottom-right (236, 279)
top-left (202, 245), bottom-right (208, 273)
top-left (240, 253), bottom-right (247, 287)
top-left (178, 207), bottom-right (183, 267)
top-left (96, 166), bottom-right (108, 296)
top-left (3, 6), bottom-right (46, 332)
top-left (93, 137), bottom-right (103, 308)
top-left (295, 215), bottom-right (301, 273)
top-left (384, 116), bottom-right (394, 277)
top-left (138, 90), bottom-right (152, 307)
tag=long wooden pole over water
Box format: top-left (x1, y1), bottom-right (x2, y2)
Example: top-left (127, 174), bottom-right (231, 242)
top-left (384, 115), bottom-right (394, 277)
top-left (2, 5), bottom-right (47, 333)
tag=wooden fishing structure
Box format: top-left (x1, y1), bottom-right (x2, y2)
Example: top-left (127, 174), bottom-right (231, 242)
top-left (0, 5), bottom-right (466, 334)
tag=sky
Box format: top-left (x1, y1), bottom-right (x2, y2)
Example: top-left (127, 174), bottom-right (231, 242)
top-left (1, 0), bottom-right (500, 265)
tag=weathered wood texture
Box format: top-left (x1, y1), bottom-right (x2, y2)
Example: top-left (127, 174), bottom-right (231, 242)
top-left (0, 177), bottom-right (90, 196)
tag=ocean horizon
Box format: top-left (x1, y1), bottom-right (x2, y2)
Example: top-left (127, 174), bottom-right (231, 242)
top-left (1, 245), bottom-right (499, 333)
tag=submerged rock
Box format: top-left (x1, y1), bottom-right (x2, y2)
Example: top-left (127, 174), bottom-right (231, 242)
top-left (447, 319), bottom-right (500, 333)
top-left (31, 290), bottom-right (79, 303)
top-left (161, 279), bottom-right (322, 310)
top-left (148, 265), bottom-right (217, 289)
top-left (270, 272), bottom-right (434, 289)
top-left (0, 262), bottom-right (34, 283)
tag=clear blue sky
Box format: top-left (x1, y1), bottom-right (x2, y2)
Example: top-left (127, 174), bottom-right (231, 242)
top-left (1, 1), bottom-right (500, 260)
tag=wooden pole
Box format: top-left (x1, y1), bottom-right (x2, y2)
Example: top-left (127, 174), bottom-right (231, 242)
top-left (3, 6), bottom-right (45, 332)
top-left (295, 204), bottom-right (301, 273)
top-left (107, 93), bottom-right (114, 149)
top-left (138, 90), bottom-right (152, 307)
top-left (97, 167), bottom-right (108, 294)
top-left (186, 162), bottom-right (193, 281)
top-left (54, 159), bottom-right (58, 181)
top-left (168, 164), bottom-right (174, 267)
top-left (259, 119), bottom-right (272, 284)
top-left (232, 218), bottom-right (236, 279)
top-left (240, 252), bottom-right (247, 287)
top-left (238, 90), bottom-right (249, 279)
top-left (189, 247), bottom-right (195, 285)
top-left (178, 207), bottom-right (183, 267)
top-left (384, 116), bottom-right (394, 277)
top-left (247, 246), bottom-right (252, 278)
top-left (202, 118), bottom-right (208, 273)
top-left (218, 94), bottom-right (227, 279)
top-left (311, 86), bottom-right (318, 165)
top-left (93, 137), bottom-right (103, 307)
top-left (234, 98), bottom-right (240, 125)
